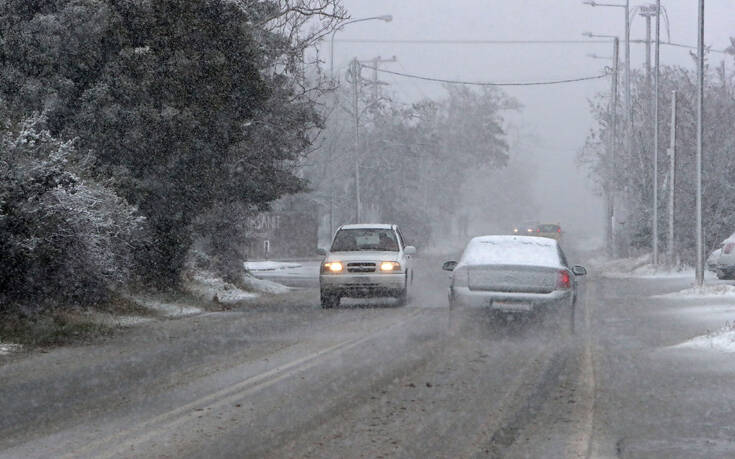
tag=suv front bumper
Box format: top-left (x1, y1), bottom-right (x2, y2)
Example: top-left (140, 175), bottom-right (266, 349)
top-left (320, 273), bottom-right (406, 298)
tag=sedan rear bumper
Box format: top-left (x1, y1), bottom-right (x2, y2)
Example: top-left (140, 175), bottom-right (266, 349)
top-left (450, 286), bottom-right (572, 312)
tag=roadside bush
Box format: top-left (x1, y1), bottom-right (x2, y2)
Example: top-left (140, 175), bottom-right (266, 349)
top-left (0, 114), bottom-right (148, 313)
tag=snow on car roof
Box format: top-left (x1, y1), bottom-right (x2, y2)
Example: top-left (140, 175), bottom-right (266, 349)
top-left (339, 223), bottom-right (395, 230)
top-left (459, 235), bottom-right (562, 268)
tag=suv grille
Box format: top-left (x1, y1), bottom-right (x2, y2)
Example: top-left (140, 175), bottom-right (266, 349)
top-left (347, 262), bottom-right (376, 273)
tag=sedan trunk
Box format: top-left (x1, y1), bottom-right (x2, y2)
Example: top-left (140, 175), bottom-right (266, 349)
top-left (467, 264), bottom-right (560, 294)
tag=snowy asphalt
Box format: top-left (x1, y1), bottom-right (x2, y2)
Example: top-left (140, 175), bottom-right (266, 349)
top-left (2, 256), bottom-right (735, 457)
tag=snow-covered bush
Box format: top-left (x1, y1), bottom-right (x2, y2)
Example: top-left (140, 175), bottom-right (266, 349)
top-left (0, 115), bottom-right (148, 313)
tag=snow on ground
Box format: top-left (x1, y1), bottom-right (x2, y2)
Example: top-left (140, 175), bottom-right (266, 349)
top-left (131, 296), bottom-right (204, 317)
top-left (245, 260), bottom-right (320, 280)
top-left (0, 343), bottom-right (22, 356)
top-left (654, 283), bottom-right (735, 299)
top-left (244, 261), bottom-right (303, 271)
top-left (184, 272), bottom-right (259, 304)
top-left (90, 313), bottom-right (155, 327)
top-left (590, 254), bottom-right (696, 279)
top-left (672, 325), bottom-right (735, 353)
top-left (241, 273), bottom-right (290, 294)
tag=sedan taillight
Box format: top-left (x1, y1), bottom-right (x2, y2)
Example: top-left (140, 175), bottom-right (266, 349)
top-left (557, 270), bottom-right (571, 289)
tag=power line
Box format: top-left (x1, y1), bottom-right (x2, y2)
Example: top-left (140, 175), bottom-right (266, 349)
top-left (336, 37), bottom-right (731, 54)
top-left (359, 65), bottom-right (610, 87)
top-left (336, 38), bottom-right (611, 45)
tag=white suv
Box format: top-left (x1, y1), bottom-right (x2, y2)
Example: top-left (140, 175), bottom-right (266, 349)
top-left (319, 224), bottom-right (416, 308)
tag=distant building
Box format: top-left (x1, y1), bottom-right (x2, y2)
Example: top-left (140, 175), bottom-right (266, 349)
top-left (245, 197), bottom-right (318, 259)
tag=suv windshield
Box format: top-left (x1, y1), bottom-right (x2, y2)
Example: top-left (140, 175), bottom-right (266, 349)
top-left (331, 228), bottom-right (399, 252)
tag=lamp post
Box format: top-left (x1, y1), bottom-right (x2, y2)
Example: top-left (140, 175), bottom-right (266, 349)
top-left (584, 33), bottom-right (620, 257)
top-left (584, 1), bottom-right (631, 256)
top-left (329, 15), bottom-right (392, 79)
top-left (327, 14), bottom-right (392, 232)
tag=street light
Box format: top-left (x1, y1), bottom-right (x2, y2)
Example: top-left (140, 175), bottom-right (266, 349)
top-left (326, 14), bottom-right (392, 231)
top-left (329, 15), bottom-right (392, 79)
top-left (584, 0), bottom-right (631, 260)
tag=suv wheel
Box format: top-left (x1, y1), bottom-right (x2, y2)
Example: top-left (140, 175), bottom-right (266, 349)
top-left (320, 291), bottom-right (339, 309)
top-left (395, 274), bottom-right (408, 306)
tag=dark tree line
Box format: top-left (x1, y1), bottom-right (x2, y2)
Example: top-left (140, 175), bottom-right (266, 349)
top-left (0, 0), bottom-right (344, 311)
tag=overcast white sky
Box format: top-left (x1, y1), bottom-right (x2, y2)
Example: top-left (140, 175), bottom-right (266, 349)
top-left (323, 0), bottom-right (734, 240)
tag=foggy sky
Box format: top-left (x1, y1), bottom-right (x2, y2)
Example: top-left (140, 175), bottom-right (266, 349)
top-left (325, 0), bottom-right (734, 242)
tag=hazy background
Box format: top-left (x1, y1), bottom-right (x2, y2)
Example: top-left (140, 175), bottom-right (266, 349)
top-left (323, 0), bottom-right (733, 242)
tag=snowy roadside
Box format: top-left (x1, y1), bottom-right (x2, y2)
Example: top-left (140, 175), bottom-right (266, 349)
top-left (245, 260), bottom-right (321, 288)
top-left (110, 269), bottom-right (293, 325)
top-left (589, 253), bottom-right (696, 279)
top-left (650, 280), bottom-right (735, 354)
top-left (0, 343), bottom-right (23, 356)
top-left (670, 323), bottom-right (735, 353)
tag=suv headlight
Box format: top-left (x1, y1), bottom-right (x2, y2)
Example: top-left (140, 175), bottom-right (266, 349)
top-left (322, 261), bottom-right (343, 273)
top-left (380, 261), bottom-right (401, 272)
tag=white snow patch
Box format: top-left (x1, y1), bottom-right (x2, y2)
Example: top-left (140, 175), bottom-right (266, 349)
top-left (241, 273), bottom-right (291, 294)
top-left (110, 315), bottom-right (155, 327)
top-left (244, 261), bottom-right (302, 271)
top-left (133, 297), bottom-right (203, 317)
top-left (655, 284), bottom-right (735, 299)
top-left (184, 272), bottom-right (259, 304)
top-left (673, 326), bottom-right (735, 353)
top-left (0, 343), bottom-right (23, 355)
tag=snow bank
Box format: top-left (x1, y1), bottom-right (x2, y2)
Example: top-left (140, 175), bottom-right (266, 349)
top-left (184, 272), bottom-right (259, 304)
top-left (673, 326), bottom-right (735, 353)
top-left (241, 273), bottom-right (291, 294)
top-left (0, 343), bottom-right (22, 356)
top-left (592, 254), bottom-right (693, 279)
top-left (654, 284), bottom-right (735, 299)
top-left (244, 261), bottom-right (302, 271)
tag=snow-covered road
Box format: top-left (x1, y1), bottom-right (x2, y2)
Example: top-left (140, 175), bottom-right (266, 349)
top-left (2, 256), bottom-right (735, 457)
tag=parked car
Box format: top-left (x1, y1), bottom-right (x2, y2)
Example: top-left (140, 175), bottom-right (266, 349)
top-left (536, 223), bottom-right (563, 241)
top-left (714, 232), bottom-right (735, 279)
top-left (706, 248), bottom-right (722, 273)
top-left (319, 224), bottom-right (416, 308)
top-left (442, 235), bottom-right (586, 332)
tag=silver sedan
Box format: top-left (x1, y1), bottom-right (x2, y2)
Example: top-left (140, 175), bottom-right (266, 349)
top-left (442, 235), bottom-right (586, 331)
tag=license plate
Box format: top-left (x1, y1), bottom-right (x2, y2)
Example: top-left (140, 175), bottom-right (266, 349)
top-left (491, 301), bottom-right (532, 312)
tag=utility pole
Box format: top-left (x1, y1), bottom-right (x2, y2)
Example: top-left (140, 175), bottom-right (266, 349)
top-left (695, 0), bottom-right (704, 286)
top-left (667, 90), bottom-right (677, 265)
top-left (652, 0), bottom-right (661, 265)
top-left (608, 37), bottom-right (620, 257)
top-left (359, 56), bottom-right (397, 104)
top-left (348, 58), bottom-right (362, 223)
